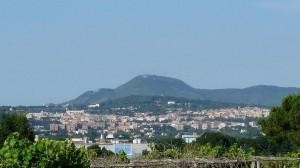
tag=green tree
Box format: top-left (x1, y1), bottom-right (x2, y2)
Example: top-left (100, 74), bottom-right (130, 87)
top-left (87, 145), bottom-right (114, 158)
top-left (0, 112), bottom-right (34, 147)
top-left (0, 133), bottom-right (90, 168)
top-left (237, 136), bottom-right (278, 155)
top-left (196, 132), bottom-right (236, 149)
top-left (259, 94), bottom-right (300, 150)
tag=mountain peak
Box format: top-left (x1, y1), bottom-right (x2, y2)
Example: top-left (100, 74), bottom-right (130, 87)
top-left (127, 74), bottom-right (191, 87)
top-left (114, 74), bottom-right (197, 98)
top-left (133, 74), bottom-right (181, 80)
top-left (138, 74), bottom-right (152, 78)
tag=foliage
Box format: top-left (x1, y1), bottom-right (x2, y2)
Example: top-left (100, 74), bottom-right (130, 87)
top-left (0, 133), bottom-right (32, 167)
top-left (148, 150), bottom-right (162, 159)
top-left (141, 149), bottom-right (150, 156)
top-left (143, 137), bottom-right (185, 159)
top-left (148, 137), bottom-right (186, 152)
top-left (115, 150), bottom-right (129, 164)
top-left (0, 133), bottom-right (90, 168)
top-left (259, 94), bottom-right (300, 151)
top-left (164, 148), bottom-right (182, 159)
top-left (237, 136), bottom-right (279, 155)
top-left (196, 132), bottom-right (289, 156)
top-left (144, 134), bottom-right (254, 160)
top-left (183, 143), bottom-right (223, 159)
top-left (0, 112), bottom-right (34, 147)
top-left (284, 148), bottom-right (300, 158)
top-left (87, 145), bottom-right (114, 158)
top-left (224, 143), bottom-right (254, 159)
top-left (87, 145), bottom-right (129, 164)
top-left (142, 148), bottom-right (182, 159)
top-left (183, 143), bottom-right (253, 159)
top-left (143, 141), bottom-right (253, 160)
top-left (196, 132), bottom-right (236, 149)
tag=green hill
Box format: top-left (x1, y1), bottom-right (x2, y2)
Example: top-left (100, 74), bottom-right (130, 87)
top-left (66, 75), bottom-right (300, 106)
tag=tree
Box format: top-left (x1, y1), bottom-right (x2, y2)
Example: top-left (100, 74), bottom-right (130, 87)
top-left (87, 145), bottom-right (114, 158)
top-left (0, 112), bottom-right (34, 147)
top-left (0, 133), bottom-right (90, 168)
top-left (196, 132), bottom-right (236, 149)
top-left (259, 94), bottom-right (300, 150)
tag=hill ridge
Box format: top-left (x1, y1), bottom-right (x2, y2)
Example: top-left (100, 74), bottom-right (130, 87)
top-left (66, 74), bottom-right (300, 106)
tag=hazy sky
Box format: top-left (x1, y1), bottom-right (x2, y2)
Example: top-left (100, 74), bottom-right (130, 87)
top-left (1, 0), bottom-right (300, 105)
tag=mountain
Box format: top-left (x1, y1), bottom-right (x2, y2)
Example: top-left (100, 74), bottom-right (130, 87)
top-left (197, 85), bottom-right (300, 106)
top-left (66, 75), bottom-right (300, 106)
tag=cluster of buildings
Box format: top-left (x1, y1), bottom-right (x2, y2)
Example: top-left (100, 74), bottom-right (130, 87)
top-left (26, 105), bottom-right (269, 145)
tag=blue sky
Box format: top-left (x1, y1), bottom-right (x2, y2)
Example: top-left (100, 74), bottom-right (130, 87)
top-left (1, 0), bottom-right (300, 105)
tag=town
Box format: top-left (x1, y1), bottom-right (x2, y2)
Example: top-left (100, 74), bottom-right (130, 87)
top-left (26, 103), bottom-right (269, 146)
